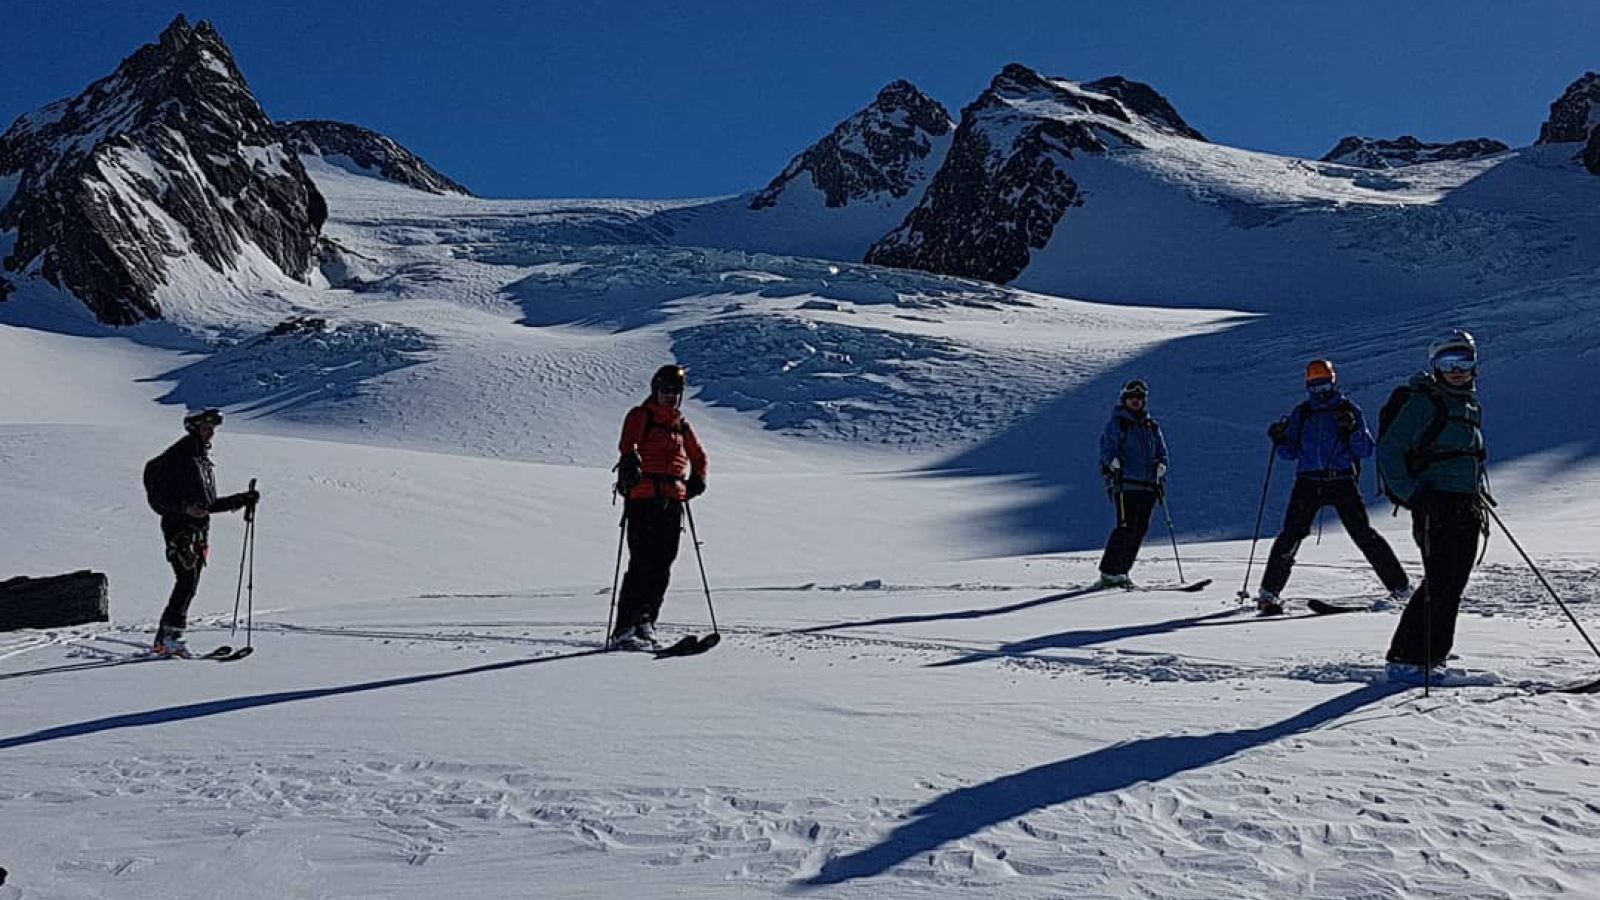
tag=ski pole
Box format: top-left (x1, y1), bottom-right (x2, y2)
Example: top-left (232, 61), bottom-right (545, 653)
top-left (1238, 447), bottom-right (1277, 599)
top-left (1159, 491), bottom-right (1186, 585)
top-left (683, 500), bottom-right (720, 644)
top-left (1485, 503), bottom-right (1600, 661)
top-left (231, 477), bottom-right (256, 639)
top-left (606, 508), bottom-right (628, 647)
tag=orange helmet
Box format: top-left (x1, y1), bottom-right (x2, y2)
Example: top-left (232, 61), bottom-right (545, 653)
top-left (1304, 359), bottom-right (1336, 384)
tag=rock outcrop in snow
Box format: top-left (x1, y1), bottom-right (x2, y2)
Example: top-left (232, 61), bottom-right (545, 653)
top-left (1537, 72), bottom-right (1600, 175)
top-left (749, 80), bottom-right (953, 211)
top-left (1321, 135), bottom-right (1508, 169)
top-left (0, 16), bottom-right (325, 324)
top-left (277, 120), bottom-right (472, 196)
top-left (866, 64), bottom-right (1204, 284)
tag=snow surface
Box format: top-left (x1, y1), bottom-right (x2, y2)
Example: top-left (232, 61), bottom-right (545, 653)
top-left (4, 147), bottom-right (1600, 900)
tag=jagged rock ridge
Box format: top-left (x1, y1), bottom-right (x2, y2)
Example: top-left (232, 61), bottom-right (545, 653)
top-left (277, 120), bottom-right (472, 196)
top-left (866, 64), bottom-right (1205, 284)
top-left (1321, 135), bottom-right (1509, 168)
top-left (749, 80), bottom-right (953, 211)
top-left (1536, 72), bottom-right (1600, 176)
top-left (0, 16), bottom-right (325, 324)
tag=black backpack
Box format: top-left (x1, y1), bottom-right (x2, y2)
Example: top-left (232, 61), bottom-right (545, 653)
top-left (142, 453), bottom-right (174, 516)
top-left (1375, 383), bottom-right (1450, 503)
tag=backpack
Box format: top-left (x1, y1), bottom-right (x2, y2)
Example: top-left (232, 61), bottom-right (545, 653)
top-left (1374, 383), bottom-right (1450, 504)
top-left (142, 453), bottom-right (173, 516)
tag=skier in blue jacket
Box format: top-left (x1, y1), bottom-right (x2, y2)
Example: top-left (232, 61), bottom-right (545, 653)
top-left (1097, 379), bottom-right (1169, 587)
top-left (1254, 360), bottom-right (1410, 614)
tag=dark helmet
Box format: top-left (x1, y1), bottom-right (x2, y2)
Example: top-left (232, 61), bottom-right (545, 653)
top-left (183, 408), bottom-right (223, 431)
top-left (1120, 379), bottom-right (1149, 401)
top-left (651, 364), bottom-right (687, 393)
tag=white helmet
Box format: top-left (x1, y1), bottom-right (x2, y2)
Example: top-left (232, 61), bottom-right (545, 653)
top-left (1428, 329), bottom-right (1476, 368)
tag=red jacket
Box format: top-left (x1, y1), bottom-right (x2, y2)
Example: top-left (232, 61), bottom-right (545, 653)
top-left (619, 399), bottom-right (707, 500)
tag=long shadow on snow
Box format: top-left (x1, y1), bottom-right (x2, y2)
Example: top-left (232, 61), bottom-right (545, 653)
top-left (768, 585), bottom-right (1106, 637)
top-left (926, 609), bottom-right (1242, 669)
top-left (0, 649), bottom-right (602, 751)
top-left (799, 682), bottom-right (1403, 888)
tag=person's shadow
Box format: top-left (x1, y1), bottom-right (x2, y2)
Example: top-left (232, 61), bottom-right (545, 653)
top-left (799, 683), bottom-right (1402, 887)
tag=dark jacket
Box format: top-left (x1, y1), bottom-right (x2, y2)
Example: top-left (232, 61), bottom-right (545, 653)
top-left (1099, 406), bottom-right (1168, 492)
top-left (1377, 372), bottom-right (1485, 504)
top-left (1276, 390), bottom-right (1373, 478)
top-left (151, 434), bottom-right (249, 534)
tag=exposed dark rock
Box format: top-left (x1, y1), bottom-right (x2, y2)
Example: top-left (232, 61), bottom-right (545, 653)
top-left (1537, 72), bottom-right (1600, 145)
top-left (1321, 135), bottom-right (1509, 168)
top-left (750, 80), bottom-right (953, 210)
top-left (1586, 128), bottom-right (1600, 176)
top-left (277, 119), bottom-right (472, 195)
top-left (0, 16), bottom-right (325, 324)
top-left (1084, 76), bottom-right (1207, 141)
top-left (867, 63), bottom-right (1188, 284)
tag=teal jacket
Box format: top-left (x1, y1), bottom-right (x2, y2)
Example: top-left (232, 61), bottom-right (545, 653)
top-left (1376, 372), bottom-right (1485, 503)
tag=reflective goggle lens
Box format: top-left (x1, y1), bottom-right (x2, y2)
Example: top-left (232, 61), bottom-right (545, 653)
top-left (1433, 351), bottom-right (1476, 374)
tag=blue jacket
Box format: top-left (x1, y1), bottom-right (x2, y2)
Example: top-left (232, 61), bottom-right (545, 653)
top-left (1276, 390), bottom-right (1373, 478)
top-left (1100, 406), bottom-right (1168, 492)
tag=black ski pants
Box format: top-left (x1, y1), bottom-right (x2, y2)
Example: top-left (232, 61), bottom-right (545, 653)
top-left (1387, 492), bottom-right (1484, 667)
top-left (1260, 477), bottom-right (1408, 595)
top-left (615, 497), bottom-right (684, 635)
top-left (159, 525), bottom-right (209, 631)
top-left (1099, 489), bottom-right (1157, 576)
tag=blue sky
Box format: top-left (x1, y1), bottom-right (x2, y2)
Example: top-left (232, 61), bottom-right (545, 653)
top-left (2, 1), bottom-right (1597, 199)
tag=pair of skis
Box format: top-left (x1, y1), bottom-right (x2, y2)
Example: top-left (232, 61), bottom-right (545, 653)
top-left (159, 644), bottom-right (254, 662)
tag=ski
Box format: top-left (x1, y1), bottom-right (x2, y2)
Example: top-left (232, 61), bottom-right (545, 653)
top-left (1136, 579), bottom-right (1213, 593)
top-left (655, 633), bottom-right (721, 658)
top-left (1307, 599), bottom-right (1369, 615)
top-left (1540, 676), bottom-right (1600, 695)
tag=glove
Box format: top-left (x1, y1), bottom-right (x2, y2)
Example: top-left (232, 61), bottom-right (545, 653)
top-left (1267, 420), bottom-right (1289, 444)
top-left (615, 453), bottom-right (642, 495)
top-left (241, 489), bottom-right (261, 507)
top-left (1337, 409), bottom-right (1358, 435)
top-left (1155, 462), bottom-right (1168, 481)
top-left (685, 474), bottom-right (706, 500)
top-left (1107, 458), bottom-right (1122, 473)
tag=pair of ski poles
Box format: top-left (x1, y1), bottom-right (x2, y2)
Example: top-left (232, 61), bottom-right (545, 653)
top-left (1113, 470), bottom-right (1189, 584)
top-left (228, 477), bottom-right (258, 659)
top-left (606, 497), bottom-right (720, 648)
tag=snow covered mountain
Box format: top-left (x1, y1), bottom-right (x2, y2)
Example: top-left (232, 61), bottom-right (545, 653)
top-left (0, 16), bottom-right (324, 325)
top-left (865, 64), bottom-right (1206, 285)
top-left (1536, 71), bottom-right (1600, 174)
top-left (748, 80), bottom-right (953, 211)
top-left (276, 119), bottom-right (473, 196)
top-left (656, 80), bottom-right (954, 262)
top-left (1320, 135), bottom-right (1509, 168)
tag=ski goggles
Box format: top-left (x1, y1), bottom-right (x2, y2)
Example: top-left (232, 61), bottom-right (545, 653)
top-left (183, 408), bottom-right (224, 428)
top-left (1432, 350), bottom-right (1476, 374)
top-left (1306, 377), bottom-right (1335, 395)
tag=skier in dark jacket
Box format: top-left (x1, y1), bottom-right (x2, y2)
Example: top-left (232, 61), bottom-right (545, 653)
top-left (1253, 359), bottom-right (1410, 615)
top-left (1096, 379), bottom-right (1169, 587)
top-left (610, 365), bottom-right (709, 651)
top-left (146, 409), bottom-right (258, 657)
top-left (1377, 330), bottom-right (1487, 684)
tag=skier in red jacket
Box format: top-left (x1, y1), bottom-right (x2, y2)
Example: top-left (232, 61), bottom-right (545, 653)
top-left (611, 365), bottom-right (709, 650)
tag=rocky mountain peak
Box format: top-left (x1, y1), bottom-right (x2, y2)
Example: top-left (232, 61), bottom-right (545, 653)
top-left (1536, 72), bottom-right (1600, 176)
top-left (866, 63), bottom-right (1205, 285)
top-left (1321, 135), bottom-right (1509, 169)
top-left (748, 80), bottom-right (954, 210)
top-left (0, 16), bottom-right (325, 324)
top-left (1538, 72), bottom-right (1600, 144)
top-left (277, 120), bottom-right (473, 196)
